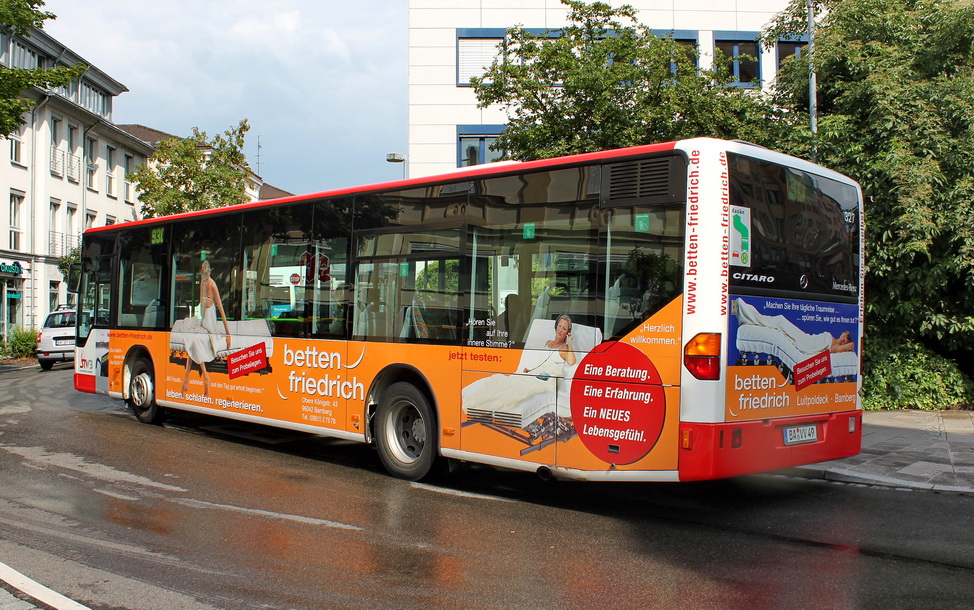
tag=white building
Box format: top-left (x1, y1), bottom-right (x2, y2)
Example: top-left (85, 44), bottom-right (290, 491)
top-left (408, 0), bottom-right (798, 178)
top-left (1, 27), bottom-right (154, 340)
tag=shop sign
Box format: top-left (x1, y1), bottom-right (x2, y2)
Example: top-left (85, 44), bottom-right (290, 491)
top-left (0, 261), bottom-right (24, 275)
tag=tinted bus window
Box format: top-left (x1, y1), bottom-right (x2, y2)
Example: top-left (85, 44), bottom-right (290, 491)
top-left (727, 153), bottom-right (860, 300)
top-left (468, 167), bottom-right (600, 346)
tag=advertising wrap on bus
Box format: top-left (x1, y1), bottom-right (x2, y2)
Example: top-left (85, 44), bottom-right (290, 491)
top-left (103, 294), bottom-right (686, 475)
top-left (726, 295), bottom-right (860, 422)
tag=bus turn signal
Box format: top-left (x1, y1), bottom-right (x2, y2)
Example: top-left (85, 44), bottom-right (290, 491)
top-left (684, 333), bottom-right (721, 380)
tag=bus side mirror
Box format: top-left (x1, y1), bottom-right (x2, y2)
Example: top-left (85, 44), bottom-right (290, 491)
top-left (68, 263), bottom-right (82, 294)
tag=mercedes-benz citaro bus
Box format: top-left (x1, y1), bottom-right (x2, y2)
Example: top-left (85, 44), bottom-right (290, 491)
top-left (71, 138), bottom-right (864, 482)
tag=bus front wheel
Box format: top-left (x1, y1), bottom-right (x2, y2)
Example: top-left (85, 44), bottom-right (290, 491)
top-left (375, 382), bottom-right (437, 480)
top-left (129, 358), bottom-right (165, 425)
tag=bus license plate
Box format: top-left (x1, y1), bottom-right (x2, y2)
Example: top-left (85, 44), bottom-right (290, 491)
top-left (784, 424), bottom-right (818, 445)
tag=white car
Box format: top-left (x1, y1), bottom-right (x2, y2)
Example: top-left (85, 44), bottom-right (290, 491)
top-left (37, 308), bottom-right (76, 370)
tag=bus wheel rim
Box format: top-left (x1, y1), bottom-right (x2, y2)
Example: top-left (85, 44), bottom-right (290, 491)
top-left (387, 401), bottom-right (426, 463)
top-left (132, 373), bottom-right (151, 409)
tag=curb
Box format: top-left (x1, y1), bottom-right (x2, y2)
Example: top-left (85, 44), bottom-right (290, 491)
top-left (777, 465), bottom-right (974, 496)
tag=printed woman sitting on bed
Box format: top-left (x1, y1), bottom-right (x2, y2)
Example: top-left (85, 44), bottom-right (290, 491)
top-left (733, 298), bottom-right (855, 356)
top-left (181, 260), bottom-right (231, 396)
top-left (462, 314), bottom-right (576, 413)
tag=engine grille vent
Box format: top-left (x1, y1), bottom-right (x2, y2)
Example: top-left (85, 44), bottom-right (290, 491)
top-left (465, 408), bottom-right (524, 428)
top-left (602, 156), bottom-right (686, 207)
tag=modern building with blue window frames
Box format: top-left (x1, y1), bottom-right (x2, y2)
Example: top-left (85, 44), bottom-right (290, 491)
top-left (408, 0), bottom-right (802, 179)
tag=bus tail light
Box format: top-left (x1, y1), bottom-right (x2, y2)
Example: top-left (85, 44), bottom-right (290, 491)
top-left (684, 333), bottom-right (721, 380)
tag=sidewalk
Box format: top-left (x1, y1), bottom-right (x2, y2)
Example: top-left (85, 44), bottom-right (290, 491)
top-left (783, 410), bottom-right (974, 494)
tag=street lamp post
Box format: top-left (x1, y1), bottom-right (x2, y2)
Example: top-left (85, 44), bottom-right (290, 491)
top-left (386, 153), bottom-right (406, 180)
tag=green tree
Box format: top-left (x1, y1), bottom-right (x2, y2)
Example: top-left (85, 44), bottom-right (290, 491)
top-left (768, 0), bottom-right (974, 360)
top-left (471, 0), bottom-right (802, 161)
top-left (129, 119), bottom-right (252, 218)
top-left (0, 0), bottom-right (86, 136)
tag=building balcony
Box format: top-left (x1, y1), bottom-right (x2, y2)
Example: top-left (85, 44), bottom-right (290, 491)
top-left (50, 146), bottom-right (65, 177)
top-left (67, 152), bottom-right (82, 183)
top-left (48, 231), bottom-right (80, 257)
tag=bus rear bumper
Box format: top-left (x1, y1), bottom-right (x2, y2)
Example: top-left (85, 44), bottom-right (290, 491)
top-left (678, 411), bottom-right (862, 481)
top-left (74, 373), bottom-right (96, 393)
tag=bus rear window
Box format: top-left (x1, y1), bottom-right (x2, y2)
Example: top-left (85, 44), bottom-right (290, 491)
top-left (727, 153), bottom-right (860, 300)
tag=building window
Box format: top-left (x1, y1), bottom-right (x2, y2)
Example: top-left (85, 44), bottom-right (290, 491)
top-left (458, 125), bottom-right (505, 167)
top-left (105, 215), bottom-right (116, 226)
top-left (777, 40), bottom-right (807, 71)
top-left (67, 124), bottom-right (81, 182)
top-left (457, 29), bottom-right (506, 86)
top-left (715, 33), bottom-right (761, 87)
top-left (85, 211), bottom-right (97, 230)
top-left (106, 145), bottom-right (117, 197)
top-left (80, 82), bottom-right (109, 118)
top-left (671, 39), bottom-right (698, 75)
top-left (50, 281), bottom-right (60, 312)
top-left (124, 153), bottom-right (135, 202)
top-left (11, 41), bottom-right (40, 69)
top-left (85, 137), bottom-right (98, 189)
top-left (9, 192), bottom-right (23, 251)
top-left (49, 199), bottom-right (61, 255)
top-left (66, 205), bottom-right (77, 238)
top-left (9, 132), bottom-right (23, 165)
top-left (645, 30), bottom-right (699, 76)
top-left (50, 116), bottom-right (64, 177)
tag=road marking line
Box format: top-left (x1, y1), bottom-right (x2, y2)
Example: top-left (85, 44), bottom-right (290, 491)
top-left (0, 561), bottom-right (89, 610)
top-left (411, 482), bottom-right (514, 502)
top-left (175, 498), bottom-right (363, 530)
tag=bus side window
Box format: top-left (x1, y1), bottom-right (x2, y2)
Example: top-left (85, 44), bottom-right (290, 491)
top-left (603, 207), bottom-right (684, 340)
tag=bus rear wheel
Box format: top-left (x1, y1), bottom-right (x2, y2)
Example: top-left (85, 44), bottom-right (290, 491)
top-left (375, 382), bottom-right (437, 480)
top-left (129, 358), bottom-right (165, 424)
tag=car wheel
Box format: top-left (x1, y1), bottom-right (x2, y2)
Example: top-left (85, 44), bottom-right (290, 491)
top-left (39, 360), bottom-right (54, 371)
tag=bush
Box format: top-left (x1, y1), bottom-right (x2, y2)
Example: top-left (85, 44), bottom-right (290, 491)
top-left (863, 336), bottom-right (974, 410)
top-left (5, 326), bottom-right (38, 359)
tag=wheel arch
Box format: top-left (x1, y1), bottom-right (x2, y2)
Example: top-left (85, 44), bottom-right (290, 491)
top-left (363, 363), bottom-right (438, 448)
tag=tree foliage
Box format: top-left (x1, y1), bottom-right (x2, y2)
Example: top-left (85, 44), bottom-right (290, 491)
top-left (471, 0), bottom-right (804, 160)
top-left (862, 335), bottom-right (974, 410)
top-left (0, 0), bottom-right (87, 136)
top-left (768, 0), bottom-right (974, 361)
top-left (129, 119), bottom-right (252, 218)
top-left (56, 244), bottom-right (80, 280)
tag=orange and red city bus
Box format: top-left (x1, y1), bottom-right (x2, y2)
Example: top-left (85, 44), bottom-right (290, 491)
top-left (72, 138), bottom-right (864, 481)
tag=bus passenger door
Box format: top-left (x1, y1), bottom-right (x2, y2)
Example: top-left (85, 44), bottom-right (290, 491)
top-left (75, 235), bottom-right (115, 394)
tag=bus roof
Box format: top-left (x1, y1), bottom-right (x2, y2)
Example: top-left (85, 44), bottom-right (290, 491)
top-left (86, 137), bottom-right (848, 235)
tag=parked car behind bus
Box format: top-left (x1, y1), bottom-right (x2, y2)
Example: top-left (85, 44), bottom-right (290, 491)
top-left (37, 307), bottom-right (76, 370)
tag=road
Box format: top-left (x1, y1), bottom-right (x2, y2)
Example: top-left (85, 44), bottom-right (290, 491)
top-left (1, 364), bottom-right (973, 608)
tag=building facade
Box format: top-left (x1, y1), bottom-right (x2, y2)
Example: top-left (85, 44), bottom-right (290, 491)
top-left (408, 0), bottom-right (798, 178)
top-left (1, 27), bottom-right (154, 341)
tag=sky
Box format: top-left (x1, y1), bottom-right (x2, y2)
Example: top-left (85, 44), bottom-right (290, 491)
top-left (42, 0), bottom-right (409, 196)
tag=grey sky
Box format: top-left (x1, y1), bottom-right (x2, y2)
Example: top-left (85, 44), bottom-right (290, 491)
top-left (43, 0), bottom-right (409, 196)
